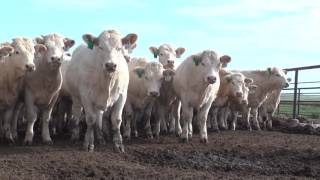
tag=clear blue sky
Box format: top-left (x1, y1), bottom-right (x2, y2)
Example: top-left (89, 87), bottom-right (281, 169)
top-left (1, 0), bottom-right (319, 85)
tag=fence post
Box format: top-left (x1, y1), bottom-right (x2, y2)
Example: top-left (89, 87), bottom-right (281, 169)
top-left (292, 70), bottom-right (299, 119)
top-left (297, 88), bottom-right (301, 116)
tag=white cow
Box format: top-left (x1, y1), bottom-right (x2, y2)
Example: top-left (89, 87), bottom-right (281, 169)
top-left (173, 50), bottom-right (231, 143)
top-left (64, 30), bottom-right (137, 152)
top-left (23, 34), bottom-right (75, 145)
top-left (149, 44), bottom-right (185, 69)
top-left (0, 38), bottom-right (41, 143)
top-left (208, 70), bottom-right (254, 131)
top-left (237, 67), bottom-right (290, 130)
top-left (123, 58), bottom-right (166, 139)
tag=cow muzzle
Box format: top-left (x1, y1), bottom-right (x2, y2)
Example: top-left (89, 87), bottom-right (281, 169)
top-left (148, 91), bottom-right (160, 97)
top-left (207, 76), bottom-right (217, 84)
top-left (105, 62), bottom-right (117, 72)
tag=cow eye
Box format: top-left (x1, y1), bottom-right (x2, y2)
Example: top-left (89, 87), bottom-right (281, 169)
top-left (275, 74), bottom-right (281, 77)
top-left (159, 53), bottom-right (164, 56)
top-left (116, 47), bottom-right (122, 51)
top-left (15, 51), bottom-right (19, 55)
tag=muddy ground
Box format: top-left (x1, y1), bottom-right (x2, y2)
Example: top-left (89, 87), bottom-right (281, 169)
top-left (0, 130), bottom-right (320, 180)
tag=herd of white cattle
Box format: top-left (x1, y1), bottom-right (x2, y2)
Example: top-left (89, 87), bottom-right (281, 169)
top-left (0, 30), bottom-right (291, 152)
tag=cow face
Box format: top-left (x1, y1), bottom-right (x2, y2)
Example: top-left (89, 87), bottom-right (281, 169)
top-left (267, 67), bottom-right (290, 89)
top-left (134, 62), bottom-right (164, 97)
top-left (9, 38), bottom-right (38, 72)
top-left (35, 34), bottom-right (75, 69)
top-left (149, 44), bottom-right (185, 69)
top-left (191, 50), bottom-right (231, 85)
top-left (83, 30), bottom-right (137, 73)
top-left (0, 45), bottom-right (14, 63)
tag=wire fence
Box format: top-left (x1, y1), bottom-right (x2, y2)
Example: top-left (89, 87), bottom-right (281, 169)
top-left (276, 65), bottom-right (320, 119)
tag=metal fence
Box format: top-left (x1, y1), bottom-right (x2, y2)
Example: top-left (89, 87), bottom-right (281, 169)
top-left (277, 65), bottom-right (320, 119)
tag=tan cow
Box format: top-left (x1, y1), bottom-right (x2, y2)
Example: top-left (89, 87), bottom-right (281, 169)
top-left (173, 50), bottom-right (231, 143)
top-left (23, 34), bottom-right (75, 145)
top-left (0, 38), bottom-right (41, 143)
top-left (236, 67), bottom-right (290, 130)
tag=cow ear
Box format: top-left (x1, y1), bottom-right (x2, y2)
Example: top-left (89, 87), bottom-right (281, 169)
top-left (149, 46), bottom-right (159, 58)
top-left (0, 46), bottom-right (14, 57)
top-left (175, 47), bottom-right (185, 58)
top-left (35, 36), bottom-right (45, 44)
top-left (192, 54), bottom-right (202, 66)
top-left (64, 38), bottom-right (75, 50)
top-left (244, 78), bottom-right (253, 84)
top-left (34, 44), bottom-right (47, 53)
top-left (122, 33), bottom-right (138, 46)
top-left (267, 67), bottom-right (272, 74)
top-left (224, 75), bottom-right (232, 83)
top-left (219, 55), bottom-right (231, 68)
top-left (134, 67), bottom-right (145, 78)
top-left (82, 34), bottom-right (98, 50)
top-left (249, 85), bottom-right (258, 94)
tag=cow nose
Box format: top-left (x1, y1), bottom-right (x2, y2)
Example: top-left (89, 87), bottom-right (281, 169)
top-left (25, 64), bottom-right (35, 71)
top-left (284, 83), bottom-right (289, 88)
top-left (167, 60), bottom-right (174, 64)
top-left (236, 92), bottom-right (243, 97)
top-left (149, 91), bottom-right (159, 97)
top-left (105, 62), bottom-right (117, 72)
top-left (51, 56), bottom-right (61, 63)
top-left (207, 76), bottom-right (217, 84)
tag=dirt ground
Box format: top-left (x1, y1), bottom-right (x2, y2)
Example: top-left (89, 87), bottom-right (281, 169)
top-left (0, 130), bottom-right (320, 180)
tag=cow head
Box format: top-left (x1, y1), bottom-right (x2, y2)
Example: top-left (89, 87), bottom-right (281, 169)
top-left (267, 67), bottom-right (290, 89)
top-left (191, 50), bottom-right (231, 85)
top-left (133, 61), bottom-right (164, 97)
top-left (149, 44), bottom-right (185, 69)
top-left (9, 38), bottom-right (40, 72)
top-left (35, 34), bottom-right (75, 69)
top-left (83, 30), bottom-right (137, 73)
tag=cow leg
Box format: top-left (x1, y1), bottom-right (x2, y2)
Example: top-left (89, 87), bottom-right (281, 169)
top-left (24, 90), bottom-right (38, 145)
top-left (160, 115), bottom-right (168, 134)
top-left (70, 99), bottom-right (82, 143)
top-left (123, 103), bottom-right (133, 140)
top-left (83, 109), bottom-right (101, 152)
top-left (168, 107), bottom-right (175, 134)
top-left (211, 107), bottom-right (220, 132)
top-left (11, 102), bottom-right (23, 141)
top-left (110, 95), bottom-right (126, 153)
top-left (173, 100), bottom-right (182, 136)
top-left (180, 102), bottom-right (193, 143)
top-left (198, 101), bottom-right (212, 143)
top-left (230, 111), bottom-right (238, 131)
top-left (3, 106), bottom-right (15, 144)
top-left (251, 107), bottom-right (261, 130)
top-left (267, 112), bottom-right (273, 130)
top-left (41, 108), bottom-right (53, 144)
top-left (154, 104), bottom-right (165, 139)
top-left (242, 107), bottom-right (252, 131)
top-left (144, 103), bottom-right (153, 139)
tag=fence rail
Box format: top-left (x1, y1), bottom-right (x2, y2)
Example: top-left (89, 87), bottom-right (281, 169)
top-left (277, 65), bottom-right (320, 119)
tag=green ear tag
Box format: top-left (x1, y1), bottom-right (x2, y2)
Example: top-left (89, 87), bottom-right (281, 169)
top-left (136, 69), bottom-right (144, 78)
top-left (87, 40), bottom-right (94, 50)
top-left (193, 59), bottom-right (199, 66)
top-left (222, 63), bottom-right (227, 68)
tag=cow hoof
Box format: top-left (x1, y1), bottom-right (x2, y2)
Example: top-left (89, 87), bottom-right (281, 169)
top-left (180, 137), bottom-right (188, 143)
top-left (97, 138), bottom-right (106, 145)
top-left (146, 133), bottom-right (153, 139)
top-left (133, 131), bottom-right (138, 138)
top-left (113, 143), bottom-right (125, 153)
top-left (23, 140), bottom-right (33, 146)
top-left (43, 140), bottom-right (53, 145)
top-left (200, 138), bottom-right (208, 144)
top-left (154, 134), bottom-right (160, 140)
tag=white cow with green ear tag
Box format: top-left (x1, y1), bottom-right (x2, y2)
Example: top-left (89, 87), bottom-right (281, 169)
top-left (64, 30), bottom-right (137, 152)
top-left (173, 50), bottom-right (231, 143)
top-left (123, 58), bottom-right (166, 139)
top-left (149, 44), bottom-right (185, 69)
